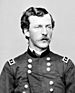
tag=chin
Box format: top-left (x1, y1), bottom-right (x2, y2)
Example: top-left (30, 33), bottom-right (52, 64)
top-left (38, 44), bottom-right (49, 49)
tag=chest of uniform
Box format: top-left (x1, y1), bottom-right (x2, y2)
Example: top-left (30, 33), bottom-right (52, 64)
top-left (15, 57), bottom-right (65, 93)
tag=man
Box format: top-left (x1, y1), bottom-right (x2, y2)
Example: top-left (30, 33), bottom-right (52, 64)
top-left (0, 7), bottom-right (75, 93)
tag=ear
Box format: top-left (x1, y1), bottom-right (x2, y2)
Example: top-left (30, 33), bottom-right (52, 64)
top-left (24, 29), bottom-right (30, 38)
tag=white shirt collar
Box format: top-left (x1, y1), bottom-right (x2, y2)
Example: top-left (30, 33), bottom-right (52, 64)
top-left (29, 47), bottom-right (46, 55)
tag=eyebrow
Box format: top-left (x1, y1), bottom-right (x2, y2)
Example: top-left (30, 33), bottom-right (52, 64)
top-left (33, 24), bottom-right (52, 28)
top-left (34, 25), bottom-right (42, 27)
top-left (46, 24), bottom-right (52, 27)
top-left (35, 24), bottom-right (51, 26)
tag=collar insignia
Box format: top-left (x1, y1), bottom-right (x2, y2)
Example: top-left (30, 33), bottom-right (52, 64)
top-left (8, 59), bottom-right (15, 65)
top-left (62, 56), bottom-right (69, 63)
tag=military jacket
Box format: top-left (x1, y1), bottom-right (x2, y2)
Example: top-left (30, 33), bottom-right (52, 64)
top-left (0, 48), bottom-right (75, 93)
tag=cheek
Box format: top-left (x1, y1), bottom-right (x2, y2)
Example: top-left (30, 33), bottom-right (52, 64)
top-left (30, 32), bottom-right (38, 40)
top-left (48, 31), bottom-right (53, 38)
top-left (31, 31), bottom-right (40, 38)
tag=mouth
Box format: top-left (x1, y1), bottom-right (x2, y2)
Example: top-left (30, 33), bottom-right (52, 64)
top-left (41, 38), bottom-right (49, 42)
top-left (41, 38), bottom-right (49, 40)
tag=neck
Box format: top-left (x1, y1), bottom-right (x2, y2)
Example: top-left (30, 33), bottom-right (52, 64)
top-left (29, 46), bottom-right (47, 52)
top-left (28, 46), bottom-right (50, 58)
top-left (28, 39), bottom-right (48, 53)
top-left (29, 46), bottom-right (47, 55)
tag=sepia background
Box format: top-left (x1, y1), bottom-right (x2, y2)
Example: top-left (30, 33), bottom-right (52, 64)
top-left (0, 0), bottom-right (75, 73)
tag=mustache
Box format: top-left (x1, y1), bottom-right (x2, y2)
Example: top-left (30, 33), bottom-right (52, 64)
top-left (41, 37), bottom-right (49, 40)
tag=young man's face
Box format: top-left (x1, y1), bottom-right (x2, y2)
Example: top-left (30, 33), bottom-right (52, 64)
top-left (26, 14), bottom-right (53, 51)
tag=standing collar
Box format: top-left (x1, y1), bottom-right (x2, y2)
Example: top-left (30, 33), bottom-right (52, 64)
top-left (27, 47), bottom-right (50, 58)
top-left (29, 47), bottom-right (47, 55)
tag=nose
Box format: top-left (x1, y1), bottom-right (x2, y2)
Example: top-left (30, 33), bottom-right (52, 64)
top-left (41, 27), bottom-right (47, 36)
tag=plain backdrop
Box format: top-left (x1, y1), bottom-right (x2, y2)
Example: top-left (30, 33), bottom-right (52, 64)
top-left (0, 0), bottom-right (75, 73)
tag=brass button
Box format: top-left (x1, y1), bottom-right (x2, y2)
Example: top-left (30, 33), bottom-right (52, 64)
top-left (27, 70), bottom-right (32, 74)
top-left (46, 57), bottom-right (50, 61)
top-left (28, 64), bottom-right (32, 68)
top-left (46, 67), bottom-right (51, 71)
top-left (22, 91), bottom-right (26, 93)
top-left (28, 59), bottom-right (32, 63)
top-left (47, 62), bottom-right (51, 66)
top-left (49, 81), bottom-right (54, 85)
top-left (50, 88), bottom-right (54, 92)
top-left (24, 84), bottom-right (28, 88)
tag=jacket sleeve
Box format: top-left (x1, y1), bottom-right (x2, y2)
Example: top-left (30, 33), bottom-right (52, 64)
top-left (0, 61), bottom-right (15, 93)
top-left (65, 59), bottom-right (75, 93)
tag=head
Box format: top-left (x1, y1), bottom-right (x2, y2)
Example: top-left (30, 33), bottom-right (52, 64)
top-left (21, 7), bottom-right (55, 51)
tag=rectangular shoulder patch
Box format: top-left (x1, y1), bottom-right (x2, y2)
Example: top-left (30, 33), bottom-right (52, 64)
top-left (8, 59), bottom-right (15, 65)
top-left (62, 56), bottom-right (69, 63)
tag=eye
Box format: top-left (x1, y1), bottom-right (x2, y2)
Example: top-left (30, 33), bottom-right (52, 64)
top-left (34, 25), bottom-right (42, 28)
top-left (46, 25), bottom-right (52, 29)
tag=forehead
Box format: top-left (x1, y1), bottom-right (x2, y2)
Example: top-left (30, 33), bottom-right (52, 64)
top-left (29, 14), bottom-right (51, 25)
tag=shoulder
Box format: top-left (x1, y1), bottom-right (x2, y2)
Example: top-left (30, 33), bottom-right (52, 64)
top-left (0, 51), bottom-right (28, 75)
top-left (50, 51), bottom-right (74, 64)
top-left (50, 51), bottom-right (75, 74)
top-left (7, 51), bottom-right (28, 66)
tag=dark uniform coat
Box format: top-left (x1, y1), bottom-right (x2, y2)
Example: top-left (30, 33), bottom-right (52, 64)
top-left (0, 48), bottom-right (75, 93)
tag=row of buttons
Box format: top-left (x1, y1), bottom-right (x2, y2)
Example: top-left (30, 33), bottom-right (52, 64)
top-left (49, 81), bottom-right (54, 92)
top-left (46, 57), bottom-right (51, 72)
top-left (27, 57), bottom-right (52, 73)
top-left (23, 57), bottom-right (54, 93)
top-left (27, 58), bottom-right (32, 74)
top-left (23, 83), bottom-right (54, 93)
top-left (28, 57), bottom-right (51, 63)
top-left (47, 57), bottom-right (54, 92)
